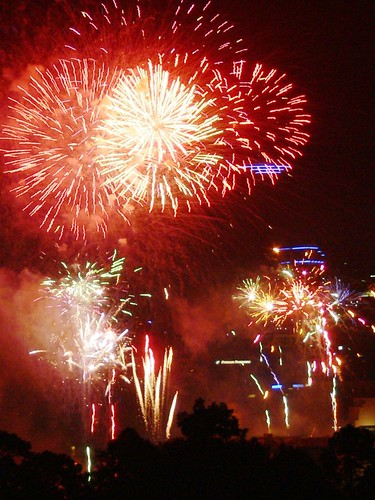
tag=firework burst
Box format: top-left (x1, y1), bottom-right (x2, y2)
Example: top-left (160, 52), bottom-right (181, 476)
top-left (41, 253), bottom-right (127, 317)
top-left (37, 253), bottom-right (138, 381)
top-left (97, 61), bottom-right (225, 212)
top-left (2, 0), bottom-right (311, 237)
top-left (238, 63), bottom-right (311, 177)
top-left (31, 252), bottom-right (148, 445)
top-left (2, 58), bottom-right (123, 239)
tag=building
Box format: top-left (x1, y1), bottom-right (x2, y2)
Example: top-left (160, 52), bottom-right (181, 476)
top-left (272, 245), bottom-right (326, 275)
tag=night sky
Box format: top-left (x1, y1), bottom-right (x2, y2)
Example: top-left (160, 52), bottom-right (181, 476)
top-left (0, 0), bottom-right (373, 452)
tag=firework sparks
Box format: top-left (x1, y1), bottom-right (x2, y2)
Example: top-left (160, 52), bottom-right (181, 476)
top-left (41, 252), bottom-right (128, 318)
top-left (132, 335), bottom-right (178, 442)
top-left (62, 313), bottom-right (129, 383)
top-left (236, 277), bottom-right (262, 305)
top-left (2, 58), bottom-right (124, 239)
top-left (250, 373), bottom-right (271, 433)
top-left (235, 276), bottom-right (286, 326)
top-left (38, 252), bottom-right (140, 384)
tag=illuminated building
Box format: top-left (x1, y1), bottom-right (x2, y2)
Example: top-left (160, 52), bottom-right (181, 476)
top-left (272, 245), bottom-right (326, 275)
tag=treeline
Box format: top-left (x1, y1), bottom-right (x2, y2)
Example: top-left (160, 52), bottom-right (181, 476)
top-left (1, 399), bottom-right (375, 499)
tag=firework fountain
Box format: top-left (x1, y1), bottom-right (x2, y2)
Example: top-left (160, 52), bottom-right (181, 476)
top-left (131, 335), bottom-right (178, 442)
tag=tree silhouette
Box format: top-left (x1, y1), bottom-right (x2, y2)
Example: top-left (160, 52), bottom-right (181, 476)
top-left (321, 424), bottom-right (375, 497)
top-left (0, 430), bottom-right (85, 498)
top-left (3, 417), bottom-right (368, 498)
top-left (19, 451), bottom-right (84, 498)
top-left (177, 398), bottom-right (247, 441)
top-left (266, 444), bottom-right (338, 499)
top-left (0, 430), bottom-right (31, 459)
top-left (93, 427), bottom-right (162, 498)
top-left (0, 431), bottom-right (31, 497)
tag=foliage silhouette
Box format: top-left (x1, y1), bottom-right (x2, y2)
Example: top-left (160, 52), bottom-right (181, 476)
top-left (320, 424), bottom-right (375, 498)
top-left (0, 430), bottom-right (31, 459)
top-left (177, 397), bottom-right (247, 441)
top-left (0, 411), bottom-right (374, 499)
top-left (0, 430), bottom-right (85, 498)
